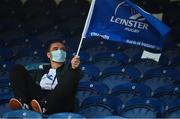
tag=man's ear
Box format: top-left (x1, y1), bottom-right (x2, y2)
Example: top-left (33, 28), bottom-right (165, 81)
top-left (47, 52), bottom-right (51, 59)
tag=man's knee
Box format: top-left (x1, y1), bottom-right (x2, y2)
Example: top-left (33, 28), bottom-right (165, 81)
top-left (11, 64), bottom-right (26, 72)
top-left (10, 64), bottom-right (27, 78)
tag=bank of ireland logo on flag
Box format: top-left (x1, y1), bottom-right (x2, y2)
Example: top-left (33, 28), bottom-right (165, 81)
top-left (82, 0), bottom-right (171, 51)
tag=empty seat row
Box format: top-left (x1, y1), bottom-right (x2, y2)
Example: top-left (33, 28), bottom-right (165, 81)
top-left (78, 95), bottom-right (180, 118)
top-left (76, 81), bottom-right (179, 104)
top-left (2, 99), bottom-right (179, 118)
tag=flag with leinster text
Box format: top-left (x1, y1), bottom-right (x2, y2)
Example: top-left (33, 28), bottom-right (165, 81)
top-left (82, 0), bottom-right (171, 50)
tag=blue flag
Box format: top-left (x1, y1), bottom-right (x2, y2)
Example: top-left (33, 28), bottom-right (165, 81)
top-left (82, 0), bottom-right (171, 50)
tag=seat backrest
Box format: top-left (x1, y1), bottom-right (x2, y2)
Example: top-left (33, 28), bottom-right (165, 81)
top-left (163, 100), bottom-right (180, 118)
top-left (141, 67), bottom-right (180, 90)
top-left (80, 64), bottom-right (100, 81)
top-left (48, 112), bottom-right (86, 119)
top-left (98, 66), bottom-right (141, 89)
top-left (90, 52), bottom-right (128, 70)
top-left (111, 83), bottom-right (152, 103)
top-left (119, 97), bottom-right (165, 118)
top-left (76, 81), bottom-right (109, 105)
top-left (79, 96), bottom-right (122, 118)
top-left (2, 109), bottom-right (42, 118)
top-left (153, 84), bottom-right (180, 104)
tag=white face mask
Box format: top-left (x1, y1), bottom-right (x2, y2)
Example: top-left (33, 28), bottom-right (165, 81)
top-left (51, 49), bottom-right (66, 62)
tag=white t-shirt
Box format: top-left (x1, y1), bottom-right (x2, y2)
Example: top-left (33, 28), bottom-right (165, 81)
top-left (40, 69), bottom-right (58, 90)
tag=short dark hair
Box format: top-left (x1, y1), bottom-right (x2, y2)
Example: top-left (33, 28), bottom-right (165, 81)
top-left (45, 39), bottom-right (65, 52)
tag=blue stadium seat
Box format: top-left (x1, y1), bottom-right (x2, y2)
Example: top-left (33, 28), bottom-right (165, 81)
top-left (63, 37), bottom-right (80, 51)
top-left (98, 66), bottom-right (141, 89)
top-left (176, 65), bottom-right (180, 72)
top-left (0, 76), bottom-right (10, 89)
top-left (40, 33), bottom-right (65, 47)
top-left (90, 52), bottom-right (128, 70)
top-left (131, 53), bottom-right (169, 72)
top-left (82, 39), bottom-right (117, 55)
top-left (12, 38), bottom-right (44, 49)
top-left (67, 51), bottom-right (90, 64)
top-left (0, 71), bottom-right (9, 81)
top-left (9, 39), bottom-right (29, 47)
top-left (111, 83), bottom-right (152, 103)
top-left (0, 61), bottom-right (15, 72)
top-left (153, 85), bottom-right (180, 104)
top-left (22, 18), bottom-right (55, 34)
top-left (0, 91), bottom-right (14, 102)
top-left (15, 57), bottom-right (43, 66)
top-left (32, 48), bottom-right (47, 60)
top-left (25, 62), bottom-right (50, 71)
top-left (123, 47), bottom-right (143, 58)
top-left (103, 40), bottom-right (128, 52)
top-left (48, 112), bottom-right (86, 119)
top-left (102, 115), bottom-right (127, 119)
top-left (141, 67), bottom-right (180, 90)
top-left (0, 47), bottom-right (13, 61)
top-left (162, 49), bottom-right (180, 65)
top-left (0, 88), bottom-right (14, 112)
top-left (0, 77), bottom-right (10, 86)
top-left (79, 51), bottom-right (91, 64)
top-left (15, 48), bottom-right (47, 60)
top-left (119, 98), bottom-right (165, 118)
top-left (15, 48), bottom-right (48, 64)
top-left (0, 102), bottom-right (11, 118)
top-left (80, 64), bottom-right (100, 81)
top-left (79, 96), bottom-right (122, 118)
top-left (82, 39), bottom-right (127, 54)
top-left (0, 73), bottom-right (10, 89)
top-left (76, 81), bottom-right (109, 106)
top-left (59, 17), bottom-right (85, 37)
top-left (81, 39), bottom-right (109, 54)
top-left (0, 84), bottom-right (11, 94)
top-left (2, 109), bottom-right (42, 118)
top-left (171, 55), bottom-right (180, 66)
top-left (163, 100), bottom-right (180, 118)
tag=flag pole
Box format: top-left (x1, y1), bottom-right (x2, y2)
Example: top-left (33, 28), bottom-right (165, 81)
top-left (76, 0), bottom-right (96, 56)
